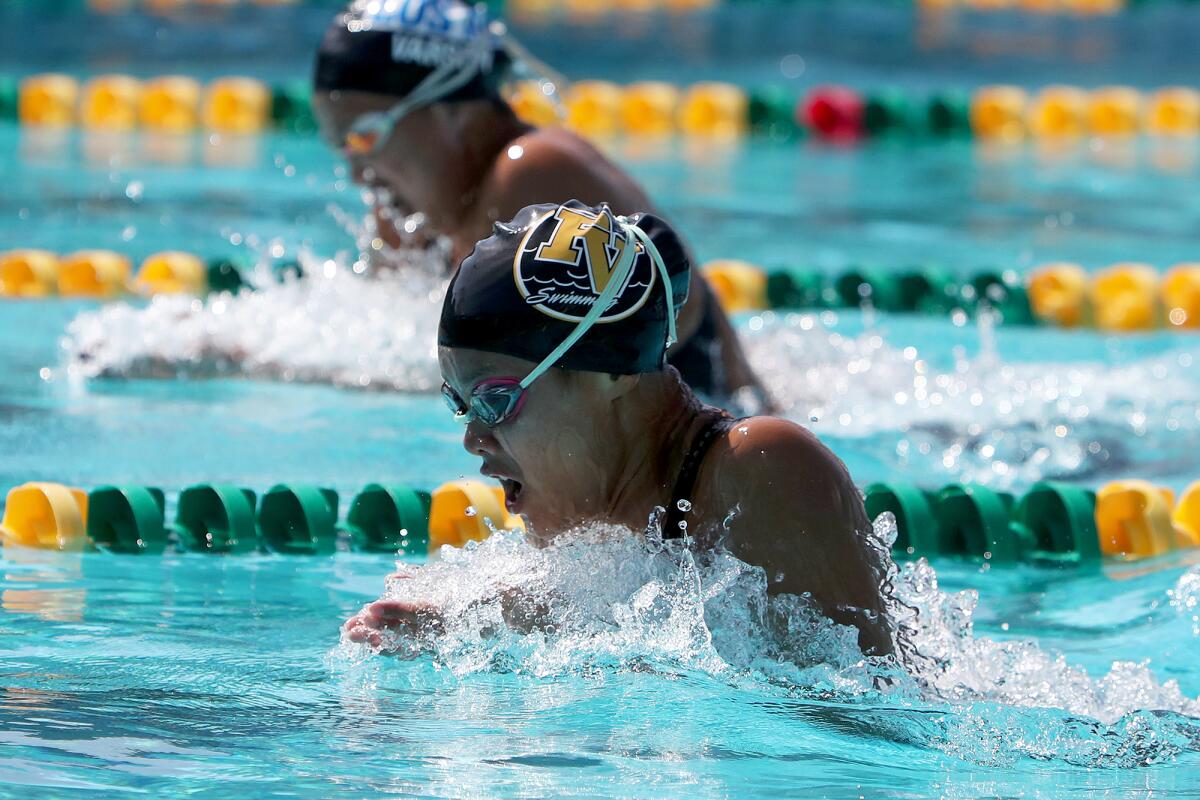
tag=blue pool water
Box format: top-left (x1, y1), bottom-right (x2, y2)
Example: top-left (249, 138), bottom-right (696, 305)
top-left (4, 3), bottom-right (1200, 797)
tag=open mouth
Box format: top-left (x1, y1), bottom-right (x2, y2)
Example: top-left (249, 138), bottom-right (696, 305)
top-left (497, 478), bottom-right (524, 512)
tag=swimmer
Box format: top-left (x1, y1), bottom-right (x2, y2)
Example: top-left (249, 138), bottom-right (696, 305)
top-left (312, 0), bottom-right (767, 405)
top-left (345, 202), bottom-right (892, 656)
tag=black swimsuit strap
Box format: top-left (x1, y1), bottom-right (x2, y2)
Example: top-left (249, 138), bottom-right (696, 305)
top-left (663, 413), bottom-right (737, 539)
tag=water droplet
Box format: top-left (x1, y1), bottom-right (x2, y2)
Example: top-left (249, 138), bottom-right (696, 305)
top-left (676, 499), bottom-right (692, 512)
top-left (464, 506), bottom-right (477, 517)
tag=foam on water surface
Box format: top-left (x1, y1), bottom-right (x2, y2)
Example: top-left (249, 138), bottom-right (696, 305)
top-left (331, 517), bottom-right (1200, 768)
top-left (62, 263), bottom-right (1200, 488)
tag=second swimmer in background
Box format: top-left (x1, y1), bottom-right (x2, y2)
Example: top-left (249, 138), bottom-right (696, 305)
top-left (311, 0), bottom-right (770, 407)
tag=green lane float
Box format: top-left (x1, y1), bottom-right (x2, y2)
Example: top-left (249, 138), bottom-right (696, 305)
top-left (271, 81), bottom-right (317, 135)
top-left (865, 482), bottom-right (940, 556)
top-left (2, 478), bottom-right (1198, 564)
top-left (344, 484), bottom-right (432, 554)
top-left (926, 91), bottom-right (972, 138)
top-left (766, 270), bottom-right (827, 310)
top-left (173, 484), bottom-right (260, 554)
top-left (934, 483), bottom-right (1024, 564)
top-left (864, 478), bottom-right (1200, 565)
top-left (205, 258), bottom-right (249, 294)
top-left (863, 89), bottom-right (916, 138)
top-left (257, 484), bottom-right (339, 555)
top-left (87, 485), bottom-right (168, 554)
top-left (1012, 482), bottom-right (1100, 566)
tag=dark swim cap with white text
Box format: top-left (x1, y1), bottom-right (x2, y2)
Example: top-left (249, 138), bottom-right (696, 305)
top-left (313, 0), bottom-right (508, 100)
top-left (439, 201), bottom-right (691, 375)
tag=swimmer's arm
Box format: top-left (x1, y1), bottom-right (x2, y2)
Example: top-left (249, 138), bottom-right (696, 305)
top-left (711, 418), bottom-right (893, 656)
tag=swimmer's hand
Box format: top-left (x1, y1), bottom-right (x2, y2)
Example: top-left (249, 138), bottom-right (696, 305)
top-left (343, 598), bottom-right (444, 651)
top-left (343, 573), bottom-right (443, 652)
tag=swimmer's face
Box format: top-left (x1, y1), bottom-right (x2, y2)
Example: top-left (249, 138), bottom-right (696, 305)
top-left (439, 346), bottom-right (628, 541)
top-left (313, 90), bottom-right (452, 203)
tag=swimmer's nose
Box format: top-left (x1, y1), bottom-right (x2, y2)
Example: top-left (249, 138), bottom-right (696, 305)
top-left (463, 421), bottom-right (498, 457)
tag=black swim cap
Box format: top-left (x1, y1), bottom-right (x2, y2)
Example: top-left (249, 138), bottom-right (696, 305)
top-left (314, 0), bottom-right (509, 102)
top-left (439, 201), bottom-right (691, 375)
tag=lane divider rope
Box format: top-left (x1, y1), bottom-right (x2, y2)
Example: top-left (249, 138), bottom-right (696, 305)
top-left (7, 74), bottom-right (1200, 143)
top-left (2, 477), bottom-right (1197, 563)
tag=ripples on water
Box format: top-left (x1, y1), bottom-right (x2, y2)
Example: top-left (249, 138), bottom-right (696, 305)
top-left (333, 517), bottom-right (1200, 769)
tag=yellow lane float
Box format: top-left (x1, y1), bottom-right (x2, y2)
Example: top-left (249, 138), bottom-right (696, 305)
top-left (1145, 87), bottom-right (1200, 137)
top-left (80, 75), bottom-right (142, 131)
top-left (971, 85), bottom-right (1027, 141)
top-left (0, 250), bottom-right (60, 298)
top-left (1027, 262), bottom-right (1088, 327)
top-left (1162, 263), bottom-right (1200, 328)
top-left (702, 260), bottom-right (767, 313)
top-left (1089, 262), bottom-right (1159, 331)
top-left (140, 76), bottom-right (202, 132)
top-left (135, 251), bottom-right (208, 295)
top-left (621, 82), bottom-right (680, 137)
top-left (58, 251), bottom-right (132, 298)
top-left (1027, 86), bottom-right (1088, 139)
top-left (1174, 482), bottom-right (1200, 548)
top-left (1088, 87), bottom-right (1142, 136)
top-left (428, 480), bottom-right (523, 551)
top-left (1, 483), bottom-right (90, 551)
top-left (202, 77), bottom-right (271, 134)
top-left (1096, 480), bottom-right (1177, 558)
top-left (508, 80), bottom-right (560, 128)
top-left (678, 82), bottom-right (748, 138)
top-left (565, 80), bottom-right (622, 138)
top-left (19, 74), bottom-right (79, 127)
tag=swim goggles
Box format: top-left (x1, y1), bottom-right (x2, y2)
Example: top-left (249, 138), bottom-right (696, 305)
top-left (341, 22), bottom-right (565, 157)
top-left (442, 215), bottom-right (677, 427)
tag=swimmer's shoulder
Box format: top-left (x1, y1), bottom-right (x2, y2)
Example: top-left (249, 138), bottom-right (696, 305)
top-left (715, 416), bottom-right (845, 480)
top-left (702, 415), bottom-right (865, 526)
top-left (476, 127), bottom-right (653, 221)
top-left (700, 416), bottom-right (890, 654)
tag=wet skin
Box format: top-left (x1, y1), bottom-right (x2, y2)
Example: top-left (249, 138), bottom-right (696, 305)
top-left (345, 348), bottom-right (893, 657)
top-left (312, 90), bottom-right (766, 402)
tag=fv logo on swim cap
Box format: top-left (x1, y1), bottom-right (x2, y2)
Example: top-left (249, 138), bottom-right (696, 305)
top-left (513, 205), bottom-right (656, 324)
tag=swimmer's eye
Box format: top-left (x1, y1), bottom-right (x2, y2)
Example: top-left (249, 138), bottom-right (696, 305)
top-left (343, 130), bottom-right (381, 156)
top-left (441, 382), bottom-right (469, 420)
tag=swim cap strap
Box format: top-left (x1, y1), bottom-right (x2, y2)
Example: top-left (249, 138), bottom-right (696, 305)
top-left (623, 221), bottom-right (677, 349)
top-left (349, 28), bottom-right (496, 141)
top-left (517, 216), bottom-right (674, 389)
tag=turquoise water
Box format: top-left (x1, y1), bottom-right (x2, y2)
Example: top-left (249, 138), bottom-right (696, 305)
top-left (4, 3), bottom-right (1200, 797)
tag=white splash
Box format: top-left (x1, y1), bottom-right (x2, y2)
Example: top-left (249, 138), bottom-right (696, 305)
top-left (744, 311), bottom-right (1200, 488)
top-left (332, 516), bottom-right (1200, 767)
top-left (61, 264), bottom-right (1200, 486)
top-left (64, 255), bottom-right (448, 393)
top-left (1170, 565), bottom-right (1200, 636)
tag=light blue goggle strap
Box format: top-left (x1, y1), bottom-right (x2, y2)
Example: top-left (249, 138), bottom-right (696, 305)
top-left (349, 27), bottom-right (497, 145)
top-left (519, 216), bottom-right (676, 390)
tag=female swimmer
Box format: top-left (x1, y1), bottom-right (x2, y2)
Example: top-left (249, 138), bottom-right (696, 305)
top-left (345, 202), bottom-right (892, 656)
top-left (312, 0), bottom-right (765, 404)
